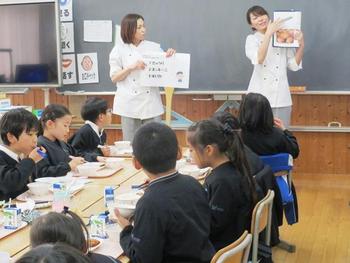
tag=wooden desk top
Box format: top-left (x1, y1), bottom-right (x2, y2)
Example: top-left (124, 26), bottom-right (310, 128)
top-left (0, 160), bottom-right (142, 260)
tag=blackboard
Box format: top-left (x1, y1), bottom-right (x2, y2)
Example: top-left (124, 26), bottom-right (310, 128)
top-left (57, 0), bottom-right (350, 93)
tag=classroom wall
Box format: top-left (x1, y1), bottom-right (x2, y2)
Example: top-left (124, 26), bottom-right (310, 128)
top-left (7, 90), bottom-right (350, 174)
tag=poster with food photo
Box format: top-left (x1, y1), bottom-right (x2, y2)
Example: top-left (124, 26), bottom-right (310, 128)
top-left (273, 11), bottom-right (301, 48)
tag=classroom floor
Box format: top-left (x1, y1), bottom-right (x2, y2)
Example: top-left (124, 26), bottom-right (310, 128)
top-left (272, 173), bottom-right (350, 263)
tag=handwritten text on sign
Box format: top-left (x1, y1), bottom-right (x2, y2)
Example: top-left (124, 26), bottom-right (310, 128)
top-left (140, 53), bottom-right (190, 89)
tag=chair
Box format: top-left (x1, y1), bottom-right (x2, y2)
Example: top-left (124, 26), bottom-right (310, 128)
top-left (259, 153), bottom-right (296, 253)
top-left (211, 230), bottom-right (252, 263)
top-left (250, 190), bottom-right (275, 263)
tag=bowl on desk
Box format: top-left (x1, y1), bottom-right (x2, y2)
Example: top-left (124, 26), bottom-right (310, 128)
top-left (27, 182), bottom-right (50, 196)
top-left (105, 158), bottom-right (125, 169)
top-left (113, 205), bottom-right (136, 218)
top-left (112, 191), bottom-right (143, 218)
top-left (114, 141), bottom-right (131, 149)
top-left (77, 162), bottom-right (104, 177)
top-left (113, 141), bottom-right (132, 155)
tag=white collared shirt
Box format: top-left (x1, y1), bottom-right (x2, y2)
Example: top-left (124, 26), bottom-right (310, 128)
top-left (85, 120), bottom-right (104, 138)
top-left (0, 145), bottom-right (19, 162)
top-left (245, 32), bottom-right (302, 107)
top-left (109, 40), bottom-right (164, 120)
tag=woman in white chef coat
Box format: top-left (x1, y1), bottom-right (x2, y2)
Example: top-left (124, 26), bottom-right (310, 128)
top-left (109, 14), bottom-right (175, 141)
top-left (245, 6), bottom-right (304, 127)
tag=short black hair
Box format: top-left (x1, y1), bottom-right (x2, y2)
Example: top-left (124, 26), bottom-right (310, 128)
top-left (30, 211), bottom-right (88, 253)
top-left (211, 111), bottom-right (240, 130)
top-left (15, 243), bottom-right (91, 263)
top-left (81, 97), bottom-right (108, 122)
top-left (132, 122), bottom-right (178, 174)
top-left (0, 108), bottom-right (39, 145)
top-left (239, 93), bottom-right (274, 134)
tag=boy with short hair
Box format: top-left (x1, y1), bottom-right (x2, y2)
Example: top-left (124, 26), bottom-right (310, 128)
top-left (0, 108), bottom-right (44, 201)
top-left (69, 97), bottom-right (112, 162)
top-left (114, 122), bottom-right (215, 263)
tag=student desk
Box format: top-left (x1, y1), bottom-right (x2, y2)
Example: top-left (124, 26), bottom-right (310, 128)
top-left (0, 159), bottom-right (141, 260)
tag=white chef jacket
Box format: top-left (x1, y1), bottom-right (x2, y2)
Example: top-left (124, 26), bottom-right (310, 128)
top-left (109, 40), bottom-right (164, 120)
top-left (245, 32), bottom-right (302, 107)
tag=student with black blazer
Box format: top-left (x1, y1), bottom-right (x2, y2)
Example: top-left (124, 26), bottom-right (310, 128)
top-left (239, 92), bottom-right (300, 226)
top-left (187, 119), bottom-right (259, 251)
top-left (239, 93), bottom-right (299, 158)
top-left (113, 122), bottom-right (215, 263)
top-left (0, 109), bottom-right (45, 201)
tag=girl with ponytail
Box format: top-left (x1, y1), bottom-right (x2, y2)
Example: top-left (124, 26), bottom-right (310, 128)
top-left (187, 119), bottom-right (258, 251)
top-left (37, 104), bottom-right (85, 178)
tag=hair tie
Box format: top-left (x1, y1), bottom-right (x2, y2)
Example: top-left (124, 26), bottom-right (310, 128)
top-left (223, 123), bottom-right (234, 136)
top-left (63, 206), bottom-right (69, 214)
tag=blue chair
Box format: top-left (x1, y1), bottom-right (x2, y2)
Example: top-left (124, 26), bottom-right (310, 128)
top-left (259, 153), bottom-right (296, 253)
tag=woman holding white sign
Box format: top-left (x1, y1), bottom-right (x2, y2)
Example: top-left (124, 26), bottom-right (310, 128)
top-left (245, 6), bottom-right (304, 127)
top-left (109, 13), bottom-right (175, 141)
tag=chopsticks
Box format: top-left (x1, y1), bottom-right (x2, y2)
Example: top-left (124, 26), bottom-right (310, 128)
top-left (131, 182), bottom-right (149, 190)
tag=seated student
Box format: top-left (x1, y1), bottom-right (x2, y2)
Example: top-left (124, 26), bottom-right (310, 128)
top-left (15, 243), bottom-right (91, 263)
top-left (239, 92), bottom-right (300, 227)
top-left (114, 122), bottom-right (215, 263)
top-left (69, 97), bottom-right (112, 162)
top-left (238, 93), bottom-right (299, 158)
top-left (212, 111), bottom-right (283, 246)
top-left (187, 119), bottom-right (258, 251)
top-left (0, 108), bottom-right (44, 201)
top-left (30, 210), bottom-right (120, 263)
top-left (37, 104), bottom-right (85, 178)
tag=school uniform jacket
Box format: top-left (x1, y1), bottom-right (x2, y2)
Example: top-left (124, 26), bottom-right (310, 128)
top-left (120, 172), bottom-right (215, 263)
top-left (37, 135), bottom-right (77, 178)
top-left (204, 162), bottom-right (254, 251)
top-left (241, 127), bottom-right (299, 228)
top-left (0, 150), bottom-right (36, 201)
top-left (68, 124), bottom-right (107, 162)
top-left (89, 252), bottom-right (121, 263)
top-left (241, 128), bottom-right (299, 159)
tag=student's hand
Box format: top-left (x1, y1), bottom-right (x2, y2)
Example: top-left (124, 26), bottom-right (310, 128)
top-left (69, 157), bottom-right (85, 171)
top-left (114, 208), bottom-right (131, 229)
top-left (96, 156), bottom-right (107, 162)
top-left (266, 19), bottom-right (283, 36)
top-left (165, 48), bottom-right (176, 57)
top-left (129, 60), bottom-right (146, 71)
top-left (274, 118), bottom-right (286, 131)
top-left (100, 146), bottom-right (111, 157)
top-left (294, 30), bottom-right (304, 47)
top-left (28, 147), bottom-right (45, 163)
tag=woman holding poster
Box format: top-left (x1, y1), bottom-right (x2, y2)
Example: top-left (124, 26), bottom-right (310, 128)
top-left (245, 6), bottom-right (304, 127)
top-left (109, 14), bottom-right (175, 141)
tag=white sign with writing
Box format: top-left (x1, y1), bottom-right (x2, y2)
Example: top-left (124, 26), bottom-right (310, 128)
top-left (62, 54), bottom-right (77, 85)
top-left (77, 53), bottom-right (99, 84)
top-left (61, 22), bottom-right (75, 53)
top-left (84, 20), bottom-right (112, 42)
top-left (60, 0), bottom-right (73, 22)
top-left (140, 52), bottom-right (190, 89)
